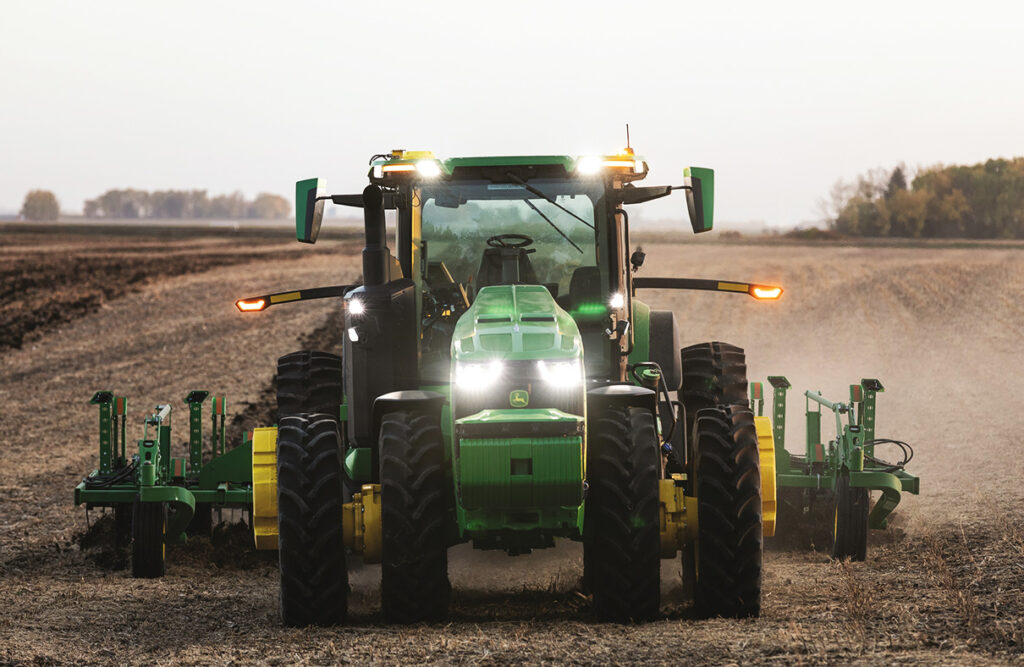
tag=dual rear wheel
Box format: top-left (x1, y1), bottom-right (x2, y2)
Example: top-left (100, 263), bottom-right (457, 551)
top-left (681, 341), bottom-right (763, 619)
top-left (582, 396), bottom-right (763, 621)
top-left (275, 407), bottom-right (450, 626)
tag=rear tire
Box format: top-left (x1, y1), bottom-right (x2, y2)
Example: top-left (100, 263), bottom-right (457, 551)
top-left (277, 414), bottom-right (348, 627)
top-left (380, 411), bottom-right (450, 623)
top-left (276, 351), bottom-right (343, 419)
top-left (131, 499), bottom-right (166, 578)
top-left (693, 406), bottom-right (762, 618)
top-left (680, 342), bottom-right (749, 445)
top-left (584, 406), bottom-right (661, 623)
top-left (831, 475), bottom-right (869, 561)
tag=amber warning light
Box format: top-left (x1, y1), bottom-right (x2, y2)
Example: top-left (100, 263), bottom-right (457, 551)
top-left (236, 298), bottom-right (267, 312)
top-left (751, 285), bottom-right (783, 300)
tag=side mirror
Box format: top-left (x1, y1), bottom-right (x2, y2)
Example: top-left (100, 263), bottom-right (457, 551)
top-left (684, 167), bottom-right (714, 233)
top-left (295, 178), bottom-right (325, 243)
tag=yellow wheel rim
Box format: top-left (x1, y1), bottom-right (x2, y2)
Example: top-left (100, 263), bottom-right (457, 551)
top-left (753, 416), bottom-right (776, 537)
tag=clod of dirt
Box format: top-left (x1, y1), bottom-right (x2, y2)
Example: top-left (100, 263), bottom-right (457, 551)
top-left (76, 514), bottom-right (129, 571)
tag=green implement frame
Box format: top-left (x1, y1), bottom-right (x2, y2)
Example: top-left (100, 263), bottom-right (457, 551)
top-left (74, 390), bottom-right (253, 556)
top-left (753, 377), bottom-right (919, 534)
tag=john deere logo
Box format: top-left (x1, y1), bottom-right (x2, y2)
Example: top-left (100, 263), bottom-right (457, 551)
top-left (509, 390), bottom-right (529, 408)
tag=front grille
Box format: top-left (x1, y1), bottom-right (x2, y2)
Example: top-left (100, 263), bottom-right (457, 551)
top-left (453, 360), bottom-right (584, 420)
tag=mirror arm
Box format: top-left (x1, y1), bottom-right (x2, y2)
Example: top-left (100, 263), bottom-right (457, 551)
top-left (632, 277), bottom-right (783, 300)
top-left (235, 284), bottom-right (357, 313)
top-left (323, 193), bottom-right (400, 209)
top-left (619, 184), bottom-right (674, 205)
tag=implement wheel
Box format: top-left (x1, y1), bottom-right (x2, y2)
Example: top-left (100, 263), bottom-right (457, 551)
top-left (276, 350), bottom-right (343, 418)
top-left (831, 475), bottom-right (869, 561)
top-left (277, 414), bottom-right (348, 627)
top-left (584, 406), bottom-right (661, 623)
top-left (379, 410), bottom-right (450, 623)
top-left (692, 406), bottom-right (762, 618)
top-left (131, 499), bottom-right (166, 578)
top-left (680, 342), bottom-right (749, 445)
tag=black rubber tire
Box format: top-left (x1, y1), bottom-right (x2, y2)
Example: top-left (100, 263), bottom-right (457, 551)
top-left (831, 475), bottom-right (869, 561)
top-left (379, 410), bottom-right (451, 623)
top-left (584, 406), bottom-right (661, 623)
top-left (276, 351), bottom-right (343, 419)
top-left (693, 405), bottom-right (763, 619)
top-left (277, 414), bottom-right (348, 627)
top-left (648, 310), bottom-right (682, 392)
top-left (680, 342), bottom-right (749, 448)
top-left (131, 499), bottom-right (167, 579)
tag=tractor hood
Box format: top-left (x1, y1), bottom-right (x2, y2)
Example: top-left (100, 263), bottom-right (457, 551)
top-left (451, 285), bottom-right (582, 363)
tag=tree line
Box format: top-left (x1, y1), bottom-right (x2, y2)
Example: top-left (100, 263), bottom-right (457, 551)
top-left (17, 188), bottom-right (292, 221)
top-left (827, 157), bottom-right (1024, 239)
top-left (83, 189), bottom-right (290, 219)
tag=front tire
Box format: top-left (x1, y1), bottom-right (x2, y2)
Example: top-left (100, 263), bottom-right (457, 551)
top-left (379, 411), bottom-right (450, 623)
top-left (277, 414), bottom-right (348, 627)
top-left (693, 406), bottom-right (762, 618)
top-left (831, 474), bottom-right (869, 561)
top-left (131, 499), bottom-right (166, 578)
top-left (584, 406), bottom-right (661, 623)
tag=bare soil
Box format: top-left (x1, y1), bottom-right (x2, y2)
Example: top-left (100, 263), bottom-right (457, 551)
top-left (2, 228), bottom-right (1022, 665)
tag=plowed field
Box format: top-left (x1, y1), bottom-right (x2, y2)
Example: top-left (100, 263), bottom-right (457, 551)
top-left (2, 226), bottom-right (1022, 665)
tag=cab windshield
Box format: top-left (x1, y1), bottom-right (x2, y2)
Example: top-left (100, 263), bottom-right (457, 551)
top-left (418, 179), bottom-right (602, 299)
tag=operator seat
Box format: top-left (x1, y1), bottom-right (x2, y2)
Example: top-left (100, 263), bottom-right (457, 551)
top-left (475, 246), bottom-right (539, 289)
top-left (557, 266), bottom-right (602, 314)
top-left (557, 266), bottom-right (608, 376)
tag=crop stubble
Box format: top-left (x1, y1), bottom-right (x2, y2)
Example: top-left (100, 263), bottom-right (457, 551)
top-left (1, 229), bottom-right (1022, 664)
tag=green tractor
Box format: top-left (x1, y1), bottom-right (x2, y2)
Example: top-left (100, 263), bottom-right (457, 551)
top-left (237, 149), bottom-right (784, 624)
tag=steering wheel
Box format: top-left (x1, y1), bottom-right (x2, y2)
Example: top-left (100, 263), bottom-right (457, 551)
top-left (486, 233), bottom-right (534, 249)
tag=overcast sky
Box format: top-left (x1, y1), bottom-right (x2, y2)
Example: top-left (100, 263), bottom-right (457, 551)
top-left (2, 0), bottom-right (1022, 228)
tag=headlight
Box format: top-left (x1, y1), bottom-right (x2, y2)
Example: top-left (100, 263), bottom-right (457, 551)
top-left (576, 156), bottom-right (602, 175)
top-left (415, 160), bottom-right (442, 178)
top-left (455, 360), bottom-right (504, 390)
top-left (348, 297), bottom-right (365, 315)
top-left (608, 292), bottom-right (624, 309)
top-left (537, 359), bottom-right (583, 387)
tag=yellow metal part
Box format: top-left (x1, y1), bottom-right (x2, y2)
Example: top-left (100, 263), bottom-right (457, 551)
top-left (251, 426), bottom-right (279, 550)
top-left (391, 149), bottom-right (435, 160)
top-left (269, 291), bottom-right (301, 304)
top-left (754, 415), bottom-right (777, 537)
top-left (342, 484), bottom-right (382, 563)
top-left (658, 474), bottom-right (698, 558)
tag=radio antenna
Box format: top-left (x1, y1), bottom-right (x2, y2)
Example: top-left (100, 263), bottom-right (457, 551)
top-left (626, 123), bottom-right (631, 150)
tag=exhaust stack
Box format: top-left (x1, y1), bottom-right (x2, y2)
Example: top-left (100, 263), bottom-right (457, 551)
top-left (361, 184), bottom-right (389, 287)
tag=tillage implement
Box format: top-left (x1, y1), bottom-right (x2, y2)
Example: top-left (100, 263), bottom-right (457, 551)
top-left (74, 148), bottom-right (918, 623)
